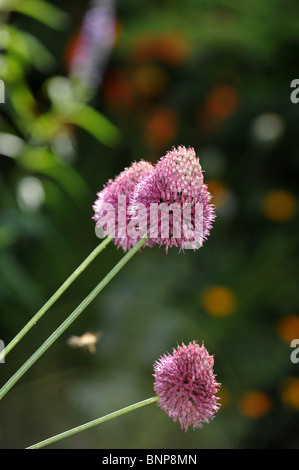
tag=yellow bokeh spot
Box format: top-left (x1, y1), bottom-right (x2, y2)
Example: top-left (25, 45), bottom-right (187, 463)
top-left (263, 189), bottom-right (296, 222)
top-left (239, 391), bottom-right (273, 419)
top-left (277, 315), bottom-right (299, 344)
top-left (200, 286), bottom-right (237, 317)
top-left (280, 378), bottom-right (299, 410)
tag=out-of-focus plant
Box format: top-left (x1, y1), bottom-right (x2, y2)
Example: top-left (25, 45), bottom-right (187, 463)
top-left (0, 0), bottom-right (120, 201)
top-left (0, 0), bottom-right (122, 367)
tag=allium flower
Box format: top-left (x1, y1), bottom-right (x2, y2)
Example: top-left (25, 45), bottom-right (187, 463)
top-left (129, 146), bottom-right (215, 252)
top-left (153, 341), bottom-right (221, 431)
top-left (93, 160), bottom-right (153, 251)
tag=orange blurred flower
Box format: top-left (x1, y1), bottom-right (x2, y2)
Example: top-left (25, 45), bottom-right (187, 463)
top-left (239, 391), bottom-right (273, 419)
top-left (277, 315), bottom-right (299, 344)
top-left (280, 378), bottom-right (299, 410)
top-left (64, 29), bottom-right (81, 71)
top-left (103, 69), bottom-right (134, 109)
top-left (206, 85), bottom-right (239, 118)
top-left (200, 285), bottom-right (237, 317)
top-left (198, 85), bottom-right (240, 132)
top-left (132, 32), bottom-right (191, 66)
top-left (262, 189), bottom-right (296, 222)
top-left (144, 107), bottom-right (178, 149)
top-left (158, 34), bottom-right (191, 66)
top-left (113, 18), bottom-right (124, 45)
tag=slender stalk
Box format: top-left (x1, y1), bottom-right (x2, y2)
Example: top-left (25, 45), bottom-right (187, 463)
top-left (27, 396), bottom-right (159, 449)
top-left (0, 237), bottom-right (112, 363)
top-left (0, 236), bottom-right (148, 400)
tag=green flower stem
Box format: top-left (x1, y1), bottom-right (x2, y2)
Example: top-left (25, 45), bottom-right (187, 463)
top-left (0, 236), bottom-right (148, 400)
top-left (27, 396), bottom-right (159, 449)
top-left (0, 237), bottom-right (112, 363)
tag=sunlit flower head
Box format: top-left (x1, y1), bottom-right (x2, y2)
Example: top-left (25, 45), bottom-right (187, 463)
top-left (93, 160), bottom-right (153, 251)
top-left (129, 146), bottom-right (215, 252)
top-left (153, 341), bottom-right (221, 431)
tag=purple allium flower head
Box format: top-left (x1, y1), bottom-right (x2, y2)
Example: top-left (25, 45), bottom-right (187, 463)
top-left (93, 160), bottom-right (153, 251)
top-left (153, 341), bottom-right (221, 431)
top-left (129, 146), bottom-right (215, 252)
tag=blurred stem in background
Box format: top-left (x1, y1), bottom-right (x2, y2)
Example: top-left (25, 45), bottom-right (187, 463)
top-left (0, 237), bottom-right (112, 362)
top-left (67, 0), bottom-right (117, 97)
top-left (27, 396), bottom-right (159, 449)
top-left (0, 236), bottom-right (149, 400)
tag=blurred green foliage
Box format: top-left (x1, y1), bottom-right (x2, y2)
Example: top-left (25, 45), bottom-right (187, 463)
top-left (0, 0), bottom-right (299, 449)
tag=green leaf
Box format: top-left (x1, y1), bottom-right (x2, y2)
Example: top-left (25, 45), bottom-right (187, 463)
top-left (10, 83), bottom-right (36, 121)
top-left (18, 146), bottom-right (91, 204)
top-left (18, 146), bottom-right (59, 171)
top-left (68, 104), bottom-right (121, 147)
top-left (2, 25), bottom-right (56, 72)
top-left (0, 0), bottom-right (69, 30)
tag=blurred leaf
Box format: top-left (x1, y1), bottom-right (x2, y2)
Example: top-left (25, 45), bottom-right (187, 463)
top-left (28, 111), bottom-right (65, 143)
top-left (28, 77), bottom-right (121, 147)
top-left (10, 83), bottom-right (36, 121)
top-left (0, 0), bottom-right (69, 30)
top-left (18, 146), bottom-right (59, 171)
top-left (1, 25), bottom-right (56, 72)
top-left (0, 54), bottom-right (25, 83)
top-left (67, 104), bottom-right (121, 147)
top-left (18, 146), bottom-right (91, 205)
top-left (24, 33), bottom-right (56, 71)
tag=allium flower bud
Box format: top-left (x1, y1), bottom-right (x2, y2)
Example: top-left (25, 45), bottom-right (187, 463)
top-left (129, 146), bottom-right (215, 252)
top-left (153, 341), bottom-right (221, 432)
top-left (93, 160), bottom-right (153, 251)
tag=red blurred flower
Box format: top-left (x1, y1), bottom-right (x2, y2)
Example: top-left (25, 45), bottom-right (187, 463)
top-left (132, 32), bottom-right (190, 66)
top-left (144, 107), bottom-right (178, 149)
top-left (198, 84), bottom-right (240, 131)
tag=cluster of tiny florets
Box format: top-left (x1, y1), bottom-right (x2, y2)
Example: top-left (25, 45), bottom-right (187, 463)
top-left (154, 146), bottom-right (204, 200)
top-left (129, 146), bottom-right (215, 251)
top-left (153, 341), bottom-right (221, 432)
top-left (92, 160), bottom-right (153, 251)
top-left (93, 146), bottom-right (215, 252)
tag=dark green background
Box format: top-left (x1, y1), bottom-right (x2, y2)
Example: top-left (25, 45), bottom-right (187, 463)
top-left (0, 0), bottom-right (298, 449)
